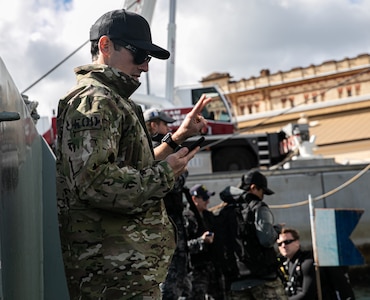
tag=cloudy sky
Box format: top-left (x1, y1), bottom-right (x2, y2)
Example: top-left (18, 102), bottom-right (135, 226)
top-left (1, 0), bottom-right (370, 120)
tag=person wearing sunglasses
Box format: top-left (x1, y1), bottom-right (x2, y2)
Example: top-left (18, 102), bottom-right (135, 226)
top-left (277, 228), bottom-right (316, 299)
top-left (56, 9), bottom-right (211, 300)
top-left (277, 227), bottom-right (355, 299)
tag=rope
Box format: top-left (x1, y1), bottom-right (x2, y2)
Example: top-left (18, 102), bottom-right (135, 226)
top-left (21, 41), bottom-right (89, 94)
top-left (269, 163), bottom-right (370, 209)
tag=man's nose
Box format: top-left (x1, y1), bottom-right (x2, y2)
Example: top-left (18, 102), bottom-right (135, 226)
top-left (138, 61), bottom-right (149, 72)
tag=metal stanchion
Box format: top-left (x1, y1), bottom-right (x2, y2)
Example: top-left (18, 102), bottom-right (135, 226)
top-left (308, 194), bottom-right (322, 300)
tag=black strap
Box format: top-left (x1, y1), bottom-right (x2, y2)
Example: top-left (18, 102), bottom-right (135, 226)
top-left (288, 257), bottom-right (301, 283)
top-left (132, 103), bottom-right (155, 157)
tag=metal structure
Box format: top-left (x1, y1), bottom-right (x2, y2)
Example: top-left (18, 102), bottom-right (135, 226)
top-left (0, 58), bottom-right (69, 299)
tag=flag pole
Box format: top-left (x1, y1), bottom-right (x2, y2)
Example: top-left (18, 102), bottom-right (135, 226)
top-left (308, 194), bottom-right (322, 300)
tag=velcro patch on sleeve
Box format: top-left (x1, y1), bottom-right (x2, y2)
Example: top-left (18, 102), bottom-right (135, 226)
top-left (68, 113), bottom-right (102, 132)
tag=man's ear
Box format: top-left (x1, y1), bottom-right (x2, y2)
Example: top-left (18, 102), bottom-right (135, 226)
top-left (98, 36), bottom-right (111, 56)
top-left (151, 121), bottom-right (159, 131)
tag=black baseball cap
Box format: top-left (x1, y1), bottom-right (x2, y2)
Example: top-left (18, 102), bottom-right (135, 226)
top-left (239, 170), bottom-right (274, 195)
top-left (144, 108), bottom-right (175, 123)
top-left (190, 184), bottom-right (215, 201)
top-left (89, 9), bottom-right (170, 60)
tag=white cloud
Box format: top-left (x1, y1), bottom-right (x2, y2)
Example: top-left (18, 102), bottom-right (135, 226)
top-left (1, 0), bottom-right (370, 118)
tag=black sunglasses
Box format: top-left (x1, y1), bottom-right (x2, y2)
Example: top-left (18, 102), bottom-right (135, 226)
top-left (113, 40), bottom-right (151, 65)
top-left (277, 239), bottom-right (296, 247)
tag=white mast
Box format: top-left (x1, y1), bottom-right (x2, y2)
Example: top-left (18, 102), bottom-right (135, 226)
top-left (165, 0), bottom-right (176, 103)
top-left (123, 0), bottom-right (157, 24)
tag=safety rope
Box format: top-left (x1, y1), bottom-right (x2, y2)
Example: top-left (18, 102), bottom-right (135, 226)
top-left (269, 163), bottom-right (370, 209)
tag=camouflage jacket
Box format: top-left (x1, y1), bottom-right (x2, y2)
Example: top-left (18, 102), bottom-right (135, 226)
top-left (56, 64), bottom-right (176, 299)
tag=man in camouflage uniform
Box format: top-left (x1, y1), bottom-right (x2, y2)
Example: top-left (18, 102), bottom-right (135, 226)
top-left (56, 9), bottom-right (210, 300)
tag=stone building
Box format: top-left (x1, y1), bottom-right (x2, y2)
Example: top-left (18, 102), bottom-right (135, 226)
top-left (200, 53), bottom-right (370, 164)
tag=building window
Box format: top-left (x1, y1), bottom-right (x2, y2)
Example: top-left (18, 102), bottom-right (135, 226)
top-left (346, 86), bottom-right (352, 97)
top-left (289, 96), bottom-right (295, 107)
top-left (281, 98), bottom-right (287, 108)
top-left (255, 102), bottom-right (260, 113)
top-left (320, 91), bottom-right (325, 102)
top-left (247, 104), bottom-right (253, 114)
top-left (312, 92), bottom-right (317, 103)
top-left (304, 93), bottom-right (309, 104)
top-left (240, 105), bottom-right (245, 116)
top-left (337, 87), bottom-right (343, 98)
top-left (355, 84), bottom-right (361, 96)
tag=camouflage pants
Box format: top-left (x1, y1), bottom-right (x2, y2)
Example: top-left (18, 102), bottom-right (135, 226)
top-left (72, 286), bottom-right (161, 300)
top-left (130, 287), bottom-right (161, 300)
top-left (227, 278), bottom-right (287, 300)
top-left (66, 278), bottom-right (162, 300)
top-left (130, 288), bottom-right (161, 300)
top-left (160, 251), bottom-right (192, 299)
top-left (161, 211), bottom-right (192, 300)
top-left (190, 263), bottom-right (226, 300)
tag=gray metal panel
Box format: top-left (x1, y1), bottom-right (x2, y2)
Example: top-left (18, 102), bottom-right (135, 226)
top-left (267, 171), bottom-right (326, 240)
top-left (42, 140), bottom-right (69, 299)
top-left (0, 57), bottom-right (69, 299)
top-left (0, 57), bottom-right (43, 299)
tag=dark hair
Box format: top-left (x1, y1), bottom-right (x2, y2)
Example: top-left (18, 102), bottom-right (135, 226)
top-left (280, 227), bottom-right (300, 240)
top-left (90, 39), bottom-right (123, 61)
top-left (90, 40), bottom-right (99, 61)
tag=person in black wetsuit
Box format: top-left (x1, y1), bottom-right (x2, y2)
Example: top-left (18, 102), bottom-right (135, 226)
top-left (277, 227), bottom-right (355, 300)
top-left (185, 184), bottom-right (226, 300)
